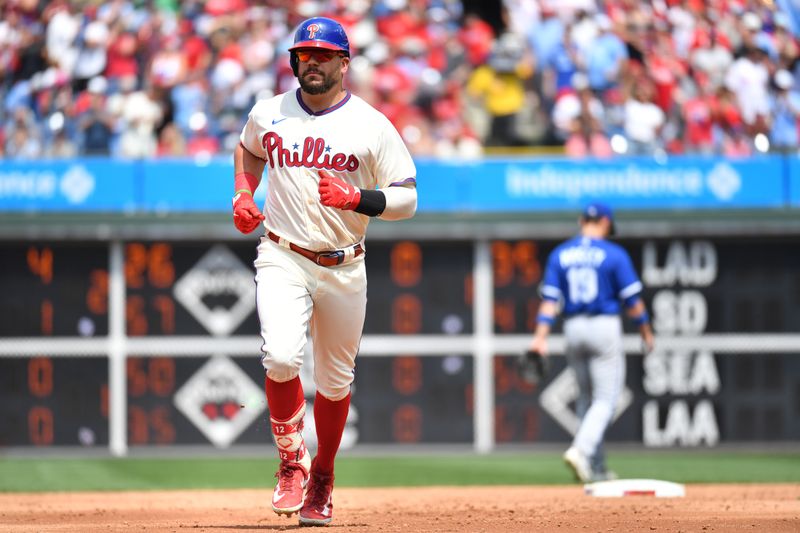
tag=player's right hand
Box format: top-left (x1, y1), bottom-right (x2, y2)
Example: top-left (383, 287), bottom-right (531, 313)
top-left (232, 192), bottom-right (265, 233)
top-left (530, 335), bottom-right (549, 357)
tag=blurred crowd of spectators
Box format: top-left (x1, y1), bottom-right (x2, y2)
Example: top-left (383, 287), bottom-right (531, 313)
top-left (2, 0), bottom-right (800, 160)
top-left (517, 0), bottom-right (800, 157)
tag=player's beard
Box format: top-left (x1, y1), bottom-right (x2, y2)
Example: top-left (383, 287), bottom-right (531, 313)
top-left (299, 68), bottom-right (337, 95)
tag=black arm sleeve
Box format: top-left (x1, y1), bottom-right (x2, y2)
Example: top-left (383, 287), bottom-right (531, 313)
top-left (354, 188), bottom-right (386, 217)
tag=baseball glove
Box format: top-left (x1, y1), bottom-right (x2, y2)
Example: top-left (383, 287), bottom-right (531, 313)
top-left (518, 349), bottom-right (549, 385)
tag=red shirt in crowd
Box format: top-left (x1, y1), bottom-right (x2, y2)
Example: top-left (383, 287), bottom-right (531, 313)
top-left (683, 95), bottom-right (714, 148)
top-left (458, 14), bottom-right (494, 66)
top-left (105, 32), bottom-right (138, 79)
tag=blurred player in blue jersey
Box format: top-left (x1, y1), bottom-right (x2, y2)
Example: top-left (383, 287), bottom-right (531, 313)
top-left (529, 202), bottom-right (654, 482)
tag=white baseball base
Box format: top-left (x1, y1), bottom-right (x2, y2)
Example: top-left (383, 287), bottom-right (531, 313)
top-left (584, 479), bottom-right (686, 498)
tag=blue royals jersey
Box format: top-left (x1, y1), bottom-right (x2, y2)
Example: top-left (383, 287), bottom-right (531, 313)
top-left (541, 236), bottom-right (643, 316)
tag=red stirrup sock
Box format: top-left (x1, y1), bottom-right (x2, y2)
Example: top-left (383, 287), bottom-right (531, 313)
top-left (265, 376), bottom-right (304, 421)
top-left (312, 391), bottom-right (351, 476)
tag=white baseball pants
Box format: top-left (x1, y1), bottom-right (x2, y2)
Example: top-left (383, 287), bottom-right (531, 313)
top-left (563, 315), bottom-right (625, 459)
top-left (254, 236), bottom-right (367, 400)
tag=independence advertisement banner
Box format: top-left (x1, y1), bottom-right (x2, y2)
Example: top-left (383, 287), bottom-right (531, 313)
top-left (0, 156), bottom-right (790, 213)
top-left (0, 160), bottom-right (137, 212)
top-left (417, 156), bottom-right (787, 212)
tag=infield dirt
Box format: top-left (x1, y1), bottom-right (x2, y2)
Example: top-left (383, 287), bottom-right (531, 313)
top-left (1, 484), bottom-right (797, 532)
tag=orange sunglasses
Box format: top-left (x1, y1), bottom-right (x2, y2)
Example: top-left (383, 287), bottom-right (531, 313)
top-left (295, 49), bottom-right (342, 63)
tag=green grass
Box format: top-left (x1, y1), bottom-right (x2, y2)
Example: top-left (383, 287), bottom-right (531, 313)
top-left (0, 451), bottom-right (798, 492)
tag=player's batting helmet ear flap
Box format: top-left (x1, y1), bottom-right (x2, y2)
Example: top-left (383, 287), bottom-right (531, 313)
top-left (290, 51), bottom-right (299, 77)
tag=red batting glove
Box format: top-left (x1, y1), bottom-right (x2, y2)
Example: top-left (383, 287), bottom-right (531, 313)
top-left (232, 192), bottom-right (265, 233)
top-left (318, 170), bottom-right (361, 210)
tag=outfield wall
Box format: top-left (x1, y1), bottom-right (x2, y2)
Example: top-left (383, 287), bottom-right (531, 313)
top-left (0, 156), bottom-right (798, 455)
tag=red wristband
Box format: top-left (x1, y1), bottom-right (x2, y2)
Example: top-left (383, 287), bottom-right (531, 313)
top-left (234, 172), bottom-right (261, 195)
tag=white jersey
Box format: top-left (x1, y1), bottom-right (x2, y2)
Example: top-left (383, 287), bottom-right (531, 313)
top-left (240, 89), bottom-right (417, 251)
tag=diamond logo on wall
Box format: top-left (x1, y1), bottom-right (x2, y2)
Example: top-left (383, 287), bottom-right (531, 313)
top-left (173, 245), bottom-right (255, 336)
top-left (706, 163), bottom-right (741, 201)
top-left (173, 356), bottom-right (265, 448)
top-left (60, 165), bottom-right (95, 204)
top-left (539, 368), bottom-right (632, 435)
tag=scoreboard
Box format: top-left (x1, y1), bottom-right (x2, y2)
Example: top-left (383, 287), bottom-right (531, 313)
top-left (0, 244), bottom-right (110, 337)
top-left (1, 237), bottom-right (799, 448)
top-left (3, 237), bottom-right (799, 338)
top-left (0, 241), bottom-right (473, 337)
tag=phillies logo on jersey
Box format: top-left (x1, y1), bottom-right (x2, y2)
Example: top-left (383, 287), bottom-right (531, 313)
top-left (306, 23), bottom-right (320, 39)
top-left (262, 132), bottom-right (359, 172)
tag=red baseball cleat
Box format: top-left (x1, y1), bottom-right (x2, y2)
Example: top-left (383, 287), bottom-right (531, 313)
top-left (298, 471), bottom-right (334, 526)
top-left (272, 461), bottom-right (309, 516)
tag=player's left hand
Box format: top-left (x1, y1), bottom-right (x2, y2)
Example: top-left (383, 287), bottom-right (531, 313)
top-left (319, 170), bottom-right (361, 210)
top-left (518, 349), bottom-right (549, 385)
top-left (641, 329), bottom-right (655, 355)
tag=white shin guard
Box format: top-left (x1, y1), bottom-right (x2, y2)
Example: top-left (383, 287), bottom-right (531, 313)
top-left (270, 401), bottom-right (311, 473)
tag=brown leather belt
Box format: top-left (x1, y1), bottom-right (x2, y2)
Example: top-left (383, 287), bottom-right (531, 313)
top-left (267, 231), bottom-right (363, 267)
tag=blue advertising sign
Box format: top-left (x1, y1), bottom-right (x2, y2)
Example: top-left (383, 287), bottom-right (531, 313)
top-left (0, 155), bottom-right (791, 213)
top-left (140, 157), bottom-right (234, 212)
top-left (416, 156), bottom-right (787, 212)
top-left (787, 156), bottom-right (800, 207)
top-left (0, 159), bottom-right (138, 212)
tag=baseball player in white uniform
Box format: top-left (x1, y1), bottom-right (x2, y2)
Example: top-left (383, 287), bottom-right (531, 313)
top-left (231, 17), bottom-right (417, 526)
